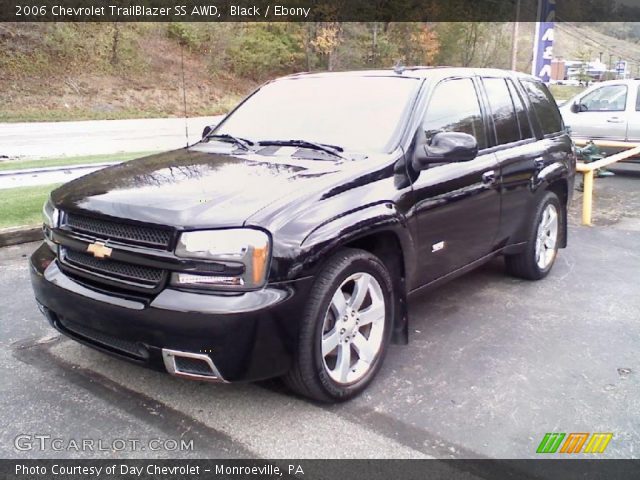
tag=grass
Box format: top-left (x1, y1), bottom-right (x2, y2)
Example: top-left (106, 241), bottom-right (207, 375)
top-left (0, 184), bottom-right (61, 229)
top-left (549, 85), bottom-right (586, 102)
top-left (0, 108), bottom-right (170, 123)
top-left (0, 151), bottom-right (159, 228)
top-left (0, 151), bottom-right (158, 172)
top-left (0, 97), bottom-right (240, 123)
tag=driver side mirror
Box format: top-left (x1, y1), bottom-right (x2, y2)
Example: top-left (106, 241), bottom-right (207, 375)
top-left (413, 131), bottom-right (478, 171)
top-left (570, 101), bottom-right (588, 113)
top-left (202, 124), bottom-right (217, 139)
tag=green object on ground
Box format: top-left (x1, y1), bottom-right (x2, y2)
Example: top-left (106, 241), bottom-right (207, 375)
top-left (0, 184), bottom-right (61, 229)
top-left (576, 141), bottom-right (604, 164)
top-left (0, 151), bottom-right (158, 172)
top-left (575, 141), bottom-right (615, 179)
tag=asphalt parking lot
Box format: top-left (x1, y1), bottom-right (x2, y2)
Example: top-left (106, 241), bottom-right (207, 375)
top-left (1, 171), bottom-right (639, 461)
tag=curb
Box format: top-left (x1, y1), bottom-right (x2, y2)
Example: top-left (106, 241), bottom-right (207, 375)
top-left (0, 161), bottom-right (121, 177)
top-left (0, 225), bottom-right (43, 248)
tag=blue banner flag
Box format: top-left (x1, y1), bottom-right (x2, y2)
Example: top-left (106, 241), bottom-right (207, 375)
top-left (531, 0), bottom-right (555, 82)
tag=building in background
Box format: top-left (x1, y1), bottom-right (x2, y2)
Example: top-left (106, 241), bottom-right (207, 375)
top-left (550, 57), bottom-right (624, 84)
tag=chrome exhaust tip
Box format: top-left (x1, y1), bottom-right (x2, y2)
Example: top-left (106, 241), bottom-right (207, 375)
top-left (161, 349), bottom-right (227, 383)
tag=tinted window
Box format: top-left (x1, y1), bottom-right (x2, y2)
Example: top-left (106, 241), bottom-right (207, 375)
top-left (506, 79), bottom-right (533, 140)
top-left (580, 84), bottom-right (627, 112)
top-left (483, 78), bottom-right (520, 145)
top-left (521, 80), bottom-right (563, 135)
top-left (423, 78), bottom-right (486, 149)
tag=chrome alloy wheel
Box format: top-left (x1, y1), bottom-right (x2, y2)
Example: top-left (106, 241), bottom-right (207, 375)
top-left (535, 203), bottom-right (559, 270)
top-left (321, 272), bottom-right (386, 385)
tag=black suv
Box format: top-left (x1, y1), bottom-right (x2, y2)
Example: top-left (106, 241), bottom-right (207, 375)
top-left (31, 68), bottom-right (575, 402)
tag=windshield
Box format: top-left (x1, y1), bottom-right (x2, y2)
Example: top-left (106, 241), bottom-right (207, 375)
top-left (214, 75), bottom-right (421, 153)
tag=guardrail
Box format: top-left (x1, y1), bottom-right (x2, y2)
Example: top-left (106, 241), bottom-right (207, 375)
top-left (573, 139), bottom-right (640, 225)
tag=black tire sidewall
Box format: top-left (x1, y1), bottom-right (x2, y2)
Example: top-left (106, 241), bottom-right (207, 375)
top-left (309, 253), bottom-right (394, 401)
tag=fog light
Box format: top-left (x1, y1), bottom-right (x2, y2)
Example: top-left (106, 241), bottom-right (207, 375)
top-left (174, 273), bottom-right (244, 287)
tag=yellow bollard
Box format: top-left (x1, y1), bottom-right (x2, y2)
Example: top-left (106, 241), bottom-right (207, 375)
top-left (582, 170), bottom-right (594, 226)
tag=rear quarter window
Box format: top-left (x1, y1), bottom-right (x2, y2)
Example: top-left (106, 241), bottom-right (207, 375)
top-left (520, 80), bottom-right (564, 136)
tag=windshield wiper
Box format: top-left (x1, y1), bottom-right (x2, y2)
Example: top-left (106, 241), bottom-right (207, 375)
top-left (205, 133), bottom-right (254, 151)
top-left (257, 139), bottom-right (346, 160)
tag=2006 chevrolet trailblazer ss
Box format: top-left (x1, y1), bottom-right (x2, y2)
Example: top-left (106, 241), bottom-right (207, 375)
top-left (31, 67), bottom-right (575, 402)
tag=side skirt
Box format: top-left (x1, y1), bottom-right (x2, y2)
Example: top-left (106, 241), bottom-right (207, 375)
top-left (407, 243), bottom-right (526, 299)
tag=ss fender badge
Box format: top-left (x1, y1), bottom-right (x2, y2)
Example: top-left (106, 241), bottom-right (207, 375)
top-left (431, 241), bottom-right (445, 253)
top-left (87, 241), bottom-right (113, 259)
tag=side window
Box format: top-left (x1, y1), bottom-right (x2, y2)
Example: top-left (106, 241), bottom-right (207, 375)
top-left (579, 85), bottom-right (627, 112)
top-left (506, 79), bottom-right (533, 140)
top-left (423, 78), bottom-right (487, 149)
top-left (521, 80), bottom-right (564, 135)
top-left (483, 78), bottom-right (520, 145)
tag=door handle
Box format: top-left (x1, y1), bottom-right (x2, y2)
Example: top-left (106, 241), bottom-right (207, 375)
top-left (606, 117), bottom-right (624, 123)
top-left (482, 170), bottom-right (496, 185)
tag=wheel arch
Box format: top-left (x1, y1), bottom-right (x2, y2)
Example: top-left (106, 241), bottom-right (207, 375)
top-left (300, 203), bottom-right (413, 345)
top-left (544, 177), bottom-right (569, 248)
top-left (342, 230), bottom-right (409, 345)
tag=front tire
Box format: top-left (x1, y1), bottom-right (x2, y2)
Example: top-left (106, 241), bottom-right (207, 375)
top-left (284, 248), bottom-right (394, 403)
top-left (505, 191), bottom-right (562, 280)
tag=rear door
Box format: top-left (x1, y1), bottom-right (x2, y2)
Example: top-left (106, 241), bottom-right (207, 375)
top-left (480, 76), bottom-right (542, 245)
top-left (515, 79), bottom-right (571, 235)
top-left (627, 83), bottom-right (640, 142)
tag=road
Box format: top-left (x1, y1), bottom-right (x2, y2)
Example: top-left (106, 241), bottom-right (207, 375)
top-left (0, 116), bottom-right (224, 159)
top-left (1, 175), bottom-right (639, 463)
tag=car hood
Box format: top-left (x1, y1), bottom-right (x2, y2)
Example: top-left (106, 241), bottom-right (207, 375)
top-left (51, 147), bottom-right (349, 229)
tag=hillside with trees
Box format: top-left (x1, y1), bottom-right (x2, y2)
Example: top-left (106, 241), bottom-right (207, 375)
top-left (1, 22), bottom-right (638, 122)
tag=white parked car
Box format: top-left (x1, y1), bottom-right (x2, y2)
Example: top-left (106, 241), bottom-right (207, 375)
top-left (559, 79), bottom-right (640, 160)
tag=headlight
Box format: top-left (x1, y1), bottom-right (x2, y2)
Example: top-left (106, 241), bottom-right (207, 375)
top-left (42, 197), bottom-right (59, 229)
top-left (42, 197), bottom-right (59, 250)
top-left (173, 229), bottom-right (270, 289)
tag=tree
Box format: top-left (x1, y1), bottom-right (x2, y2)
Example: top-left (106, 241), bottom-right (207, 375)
top-left (310, 23), bottom-right (342, 71)
top-left (110, 23), bottom-right (120, 66)
top-left (573, 47), bottom-right (592, 83)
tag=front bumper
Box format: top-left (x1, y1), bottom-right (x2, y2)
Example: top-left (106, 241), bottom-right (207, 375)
top-left (30, 243), bottom-right (313, 382)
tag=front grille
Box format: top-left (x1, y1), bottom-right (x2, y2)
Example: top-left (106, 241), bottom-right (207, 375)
top-left (62, 248), bottom-right (164, 288)
top-left (66, 213), bottom-right (172, 249)
top-left (58, 316), bottom-right (146, 359)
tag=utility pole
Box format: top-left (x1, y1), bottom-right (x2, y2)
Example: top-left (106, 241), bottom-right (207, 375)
top-left (510, 0), bottom-right (521, 71)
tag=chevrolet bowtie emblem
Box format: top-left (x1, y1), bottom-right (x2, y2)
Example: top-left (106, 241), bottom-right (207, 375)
top-left (87, 242), bottom-right (112, 259)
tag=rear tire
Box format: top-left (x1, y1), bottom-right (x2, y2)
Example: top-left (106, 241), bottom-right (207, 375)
top-left (283, 248), bottom-right (394, 403)
top-left (505, 191), bottom-right (562, 280)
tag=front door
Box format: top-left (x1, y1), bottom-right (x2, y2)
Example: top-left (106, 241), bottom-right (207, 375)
top-left (563, 83), bottom-right (629, 141)
top-left (410, 77), bottom-right (500, 286)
